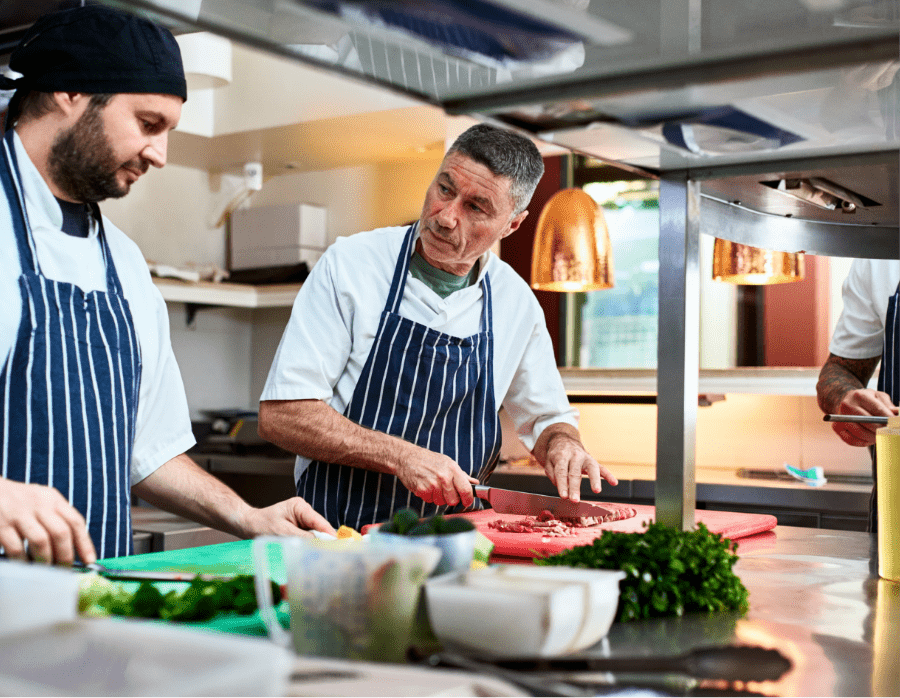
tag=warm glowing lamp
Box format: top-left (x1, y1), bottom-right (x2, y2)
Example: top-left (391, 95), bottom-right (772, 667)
top-left (531, 188), bottom-right (614, 292)
top-left (712, 238), bottom-right (805, 285)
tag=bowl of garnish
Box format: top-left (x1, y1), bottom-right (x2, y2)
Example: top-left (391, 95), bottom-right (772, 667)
top-left (368, 508), bottom-right (478, 576)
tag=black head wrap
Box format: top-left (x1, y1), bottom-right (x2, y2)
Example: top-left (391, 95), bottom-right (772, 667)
top-left (0, 4), bottom-right (187, 127)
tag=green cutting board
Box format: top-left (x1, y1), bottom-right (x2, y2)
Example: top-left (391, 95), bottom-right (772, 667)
top-left (98, 540), bottom-right (288, 636)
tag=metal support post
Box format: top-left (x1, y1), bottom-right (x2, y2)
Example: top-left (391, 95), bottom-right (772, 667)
top-left (656, 176), bottom-right (700, 529)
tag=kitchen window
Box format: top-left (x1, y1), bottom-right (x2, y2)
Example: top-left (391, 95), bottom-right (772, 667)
top-left (564, 179), bottom-right (660, 368)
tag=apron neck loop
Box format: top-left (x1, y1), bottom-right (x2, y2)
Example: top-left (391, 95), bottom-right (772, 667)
top-left (0, 129), bottom-right (40, 275)
top-left (387, 222), bottom-right (492, 331)
top-left (385, 222), bottom-right (419, 315)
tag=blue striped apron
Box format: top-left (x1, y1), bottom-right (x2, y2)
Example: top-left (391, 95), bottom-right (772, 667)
top-left (873, 282), bottom-right (900, 532)
top-left (297, 224), bottom-right (502, 530)
top-left (0, 129), bottom-right (141, 559)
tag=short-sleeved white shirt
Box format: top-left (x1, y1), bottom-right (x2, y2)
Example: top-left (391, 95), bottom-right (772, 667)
top-left (830, 258), bottom-right (900, 360)
top-left (261, 226), bottom-right (577, 480)
top-left (0, 132), bottom-right (194, 483)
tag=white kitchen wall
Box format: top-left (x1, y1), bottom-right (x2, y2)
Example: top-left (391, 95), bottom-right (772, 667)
top-left (102, 153), bottom-right (440, 418)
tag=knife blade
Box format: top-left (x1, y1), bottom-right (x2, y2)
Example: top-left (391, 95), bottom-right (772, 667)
top-left (75, 561), bottom-right (234, 582)
top-left (824, 414), bottom-right (889, 425)
top-left (473, 485), bottom-right (614, 519)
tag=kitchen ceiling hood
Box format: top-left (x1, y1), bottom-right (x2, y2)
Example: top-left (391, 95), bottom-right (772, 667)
top-left (85, 0), bottom-right (900, 259)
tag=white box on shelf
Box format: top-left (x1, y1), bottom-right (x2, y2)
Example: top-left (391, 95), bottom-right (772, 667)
top-left (230, 203), bottom-right (327, 270)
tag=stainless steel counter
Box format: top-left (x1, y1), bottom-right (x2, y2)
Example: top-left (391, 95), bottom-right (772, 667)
top-left (591, 527), bottom-right (898, 696)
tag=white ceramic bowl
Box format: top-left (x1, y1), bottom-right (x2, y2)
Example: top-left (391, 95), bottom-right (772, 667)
top-left (424, 565), bottom-right (624, 657)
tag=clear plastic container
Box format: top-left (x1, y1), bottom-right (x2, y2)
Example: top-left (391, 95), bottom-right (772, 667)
top-left (0, 561), bottom-right (79, 636)
top-left (0, 616), bottom-right (294, 696)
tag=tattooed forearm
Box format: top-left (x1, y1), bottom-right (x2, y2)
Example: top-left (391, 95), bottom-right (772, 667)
top-left (816, 353), bottom-right (881, 414)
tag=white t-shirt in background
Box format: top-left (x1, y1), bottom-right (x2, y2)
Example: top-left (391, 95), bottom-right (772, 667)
top-left (830, 258), bottom-right (900, 361)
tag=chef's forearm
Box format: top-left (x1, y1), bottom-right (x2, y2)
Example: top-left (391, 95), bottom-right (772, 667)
top-left (131, 453), bottom-right (257, 538)
top-left (816, 354), bottom-right (880, 414)
top-left (257, 399), bottom-right (415, 476)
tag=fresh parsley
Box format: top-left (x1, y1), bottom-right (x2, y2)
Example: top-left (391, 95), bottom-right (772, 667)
top-left (535, 522), bottom-right (749, 622)
top-left (79, 574), bottom-right (280, 622)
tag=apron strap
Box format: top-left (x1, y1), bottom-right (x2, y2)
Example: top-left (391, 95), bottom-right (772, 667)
top-left (88, 202), bottom-right (124, 297)
top-left (387, 222), bottom-right (493, 334)
top-left (385, 223), bottom-right (418, 315)
top-left (0, 130), bottom-right (40, 275)
top-left (878, 281), bottom-right (900, 402)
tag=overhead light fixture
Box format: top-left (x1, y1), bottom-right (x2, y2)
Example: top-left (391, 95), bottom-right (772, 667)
top-left (531, 188), bottom-right (614, 292)
top-left (712, 239), bottom-right (805, 285)
top-left (175, 32), bottom-right (232, 90)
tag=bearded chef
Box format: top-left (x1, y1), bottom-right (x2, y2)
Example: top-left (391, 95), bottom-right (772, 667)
top-left (0, 5), bottom-right (334, 566)
top-left (258, 123), bottom-right (618, 530)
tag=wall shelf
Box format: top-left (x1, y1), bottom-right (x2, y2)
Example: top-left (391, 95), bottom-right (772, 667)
top-left (561, 367), bottom-right (820, 397)
top-left (152, 278), bottom-right (301, 309)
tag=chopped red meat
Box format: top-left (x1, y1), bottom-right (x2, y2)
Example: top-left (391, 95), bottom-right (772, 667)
top-left (487, 503), bottom-right (637, 537)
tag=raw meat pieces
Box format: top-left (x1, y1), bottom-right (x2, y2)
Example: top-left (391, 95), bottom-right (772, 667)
top-left (486, 503), bottom-right (637, 538)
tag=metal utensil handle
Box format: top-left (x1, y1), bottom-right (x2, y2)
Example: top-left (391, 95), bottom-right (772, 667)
top-left (490, 645), bottom-right (792, 682)
top-left (824, 414), bottom-right (889, 424)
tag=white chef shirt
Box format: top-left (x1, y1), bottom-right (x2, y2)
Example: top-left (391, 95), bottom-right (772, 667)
top-left (830, 258), bottom-right (900, 360)
top-left (261, 225), bottom-right (578, 480)
top-left (0, 132), bottom-right (195, 483)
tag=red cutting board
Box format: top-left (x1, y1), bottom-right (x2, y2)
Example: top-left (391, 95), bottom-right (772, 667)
top-left (453, 505), bottom-right (777, 559)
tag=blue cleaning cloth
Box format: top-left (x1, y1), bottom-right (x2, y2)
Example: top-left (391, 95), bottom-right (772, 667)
top-left (785, 463), bottom-right (827, 487)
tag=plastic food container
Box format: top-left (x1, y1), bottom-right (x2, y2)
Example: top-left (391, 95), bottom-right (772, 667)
top-left (0, 616), bottom-right (294, 696)
top-left (0, 560), bottom-right (80, 636)
top-left (425, 565), bottom-right (624, 657)
top-left (367, 527), bottom-right (478, 575)
top-left (253, 535), bottom-right (441, 662)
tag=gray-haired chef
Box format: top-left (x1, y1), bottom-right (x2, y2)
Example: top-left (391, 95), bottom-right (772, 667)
top-left (259, 123), bottom-right (618, 530)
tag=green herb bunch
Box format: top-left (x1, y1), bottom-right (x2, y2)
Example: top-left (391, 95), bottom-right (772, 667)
top-left (79, 574), bottom-right (280, 622)
top-left (535, 522), bottom-right (749, 622)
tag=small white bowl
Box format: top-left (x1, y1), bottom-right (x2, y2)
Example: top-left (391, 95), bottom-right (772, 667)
top-left (482, 565), bottom-right (626, 652)
top-left (424, 565), bottom-right (624, 657)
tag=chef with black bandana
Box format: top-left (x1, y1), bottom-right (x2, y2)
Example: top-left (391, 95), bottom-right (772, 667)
top-left (0, 4), bottom-right (334, 567)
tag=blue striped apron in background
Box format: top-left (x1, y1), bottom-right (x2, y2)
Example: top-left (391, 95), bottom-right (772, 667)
top-left (0, 129), bottom-right (141, 559)
top-left (872, 282), bottom-right (900, 532)
top-left (298, 224), bottom-right (502, 530)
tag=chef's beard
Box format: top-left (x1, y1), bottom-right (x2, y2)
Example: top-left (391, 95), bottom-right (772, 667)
top-left (47, 102), bottom-right (138, 203)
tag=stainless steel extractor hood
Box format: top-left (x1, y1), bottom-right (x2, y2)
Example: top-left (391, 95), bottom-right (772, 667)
top-left (83, 0), bottom-right (899, 256)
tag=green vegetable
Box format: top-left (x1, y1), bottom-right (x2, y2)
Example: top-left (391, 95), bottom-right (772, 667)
top-left (535, 522), bottom-right (749, 622)
top-left (78, 574), bottom-right (281, 623)
top-left (380, 508), bottom-right (476, 536)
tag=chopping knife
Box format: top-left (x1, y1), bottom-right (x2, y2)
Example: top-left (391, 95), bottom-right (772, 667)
top-left (824, 414), bottom-right (889, 425)
top-left (473, 485), bottom-right (615, 519)
top-left (74, 561), bottom-right (234, 582)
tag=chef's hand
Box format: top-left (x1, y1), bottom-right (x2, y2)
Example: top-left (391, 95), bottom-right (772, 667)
top-left (0, 478), bottom-right (96, 565)
top-left (832, 389), bottom-right (897, 447)
top-left (237, 497), bottom-right (336, 538)
top-left (534, 424), bottom-right (618, 502)
top-left (395, 450), bottom-right (478, 508)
